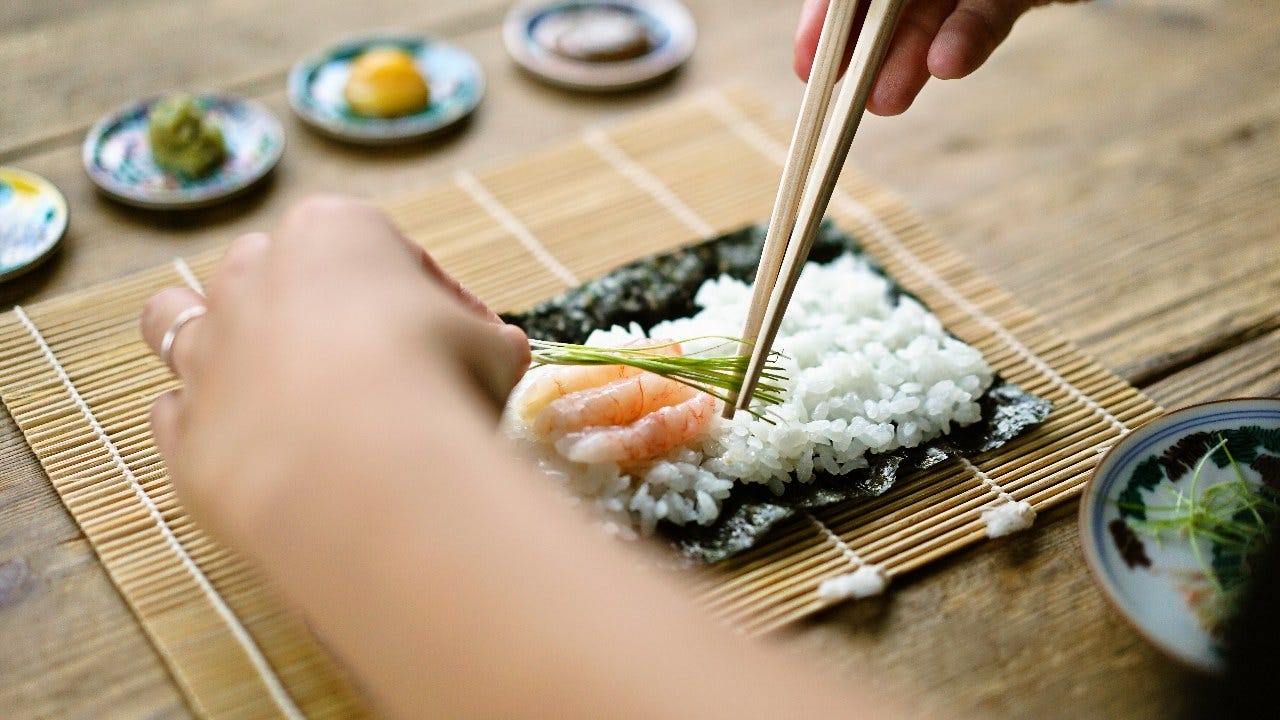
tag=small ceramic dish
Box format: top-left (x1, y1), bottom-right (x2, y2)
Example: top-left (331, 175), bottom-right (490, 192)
top-left (0, 167), bottom-right (68, 282)
top-left (82, 94), bottom-right (284, 210)
top-left (288, 34), bottom-right (484, 145)
top-left (1081, 398), bottom-right (1280, 672)
top-left (504, 0), bottom-right (695, 91)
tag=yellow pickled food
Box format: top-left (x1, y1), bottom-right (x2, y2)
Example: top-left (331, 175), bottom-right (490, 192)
top-left (344, 48), bottom-right (430, 117)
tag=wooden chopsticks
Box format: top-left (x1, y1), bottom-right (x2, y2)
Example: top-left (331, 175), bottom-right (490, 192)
top-left (727, 0), bottom-right (909, 417)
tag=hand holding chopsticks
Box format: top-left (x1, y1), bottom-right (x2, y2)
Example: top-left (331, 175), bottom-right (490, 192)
top-left (726, 0), bottom-right (909, 417)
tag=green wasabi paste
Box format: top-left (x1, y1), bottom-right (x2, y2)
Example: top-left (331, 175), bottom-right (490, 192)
top-left (147, 94), bottom-right (227, 178)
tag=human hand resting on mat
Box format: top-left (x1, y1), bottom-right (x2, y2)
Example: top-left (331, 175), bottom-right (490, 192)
top-left (140, 195), bottom-right (924, 720)
top-left (795, 0), bottom-right (1080, 115)
top-left (142, 194), bottom-right (530, 543)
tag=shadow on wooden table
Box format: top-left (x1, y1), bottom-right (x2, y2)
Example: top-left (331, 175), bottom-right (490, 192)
top-left (298, 112), bottom-right (478, 161)
top-left (91, 171), bottom-right (281, 232)
top-left (0, 249), bottom-right (64, 307)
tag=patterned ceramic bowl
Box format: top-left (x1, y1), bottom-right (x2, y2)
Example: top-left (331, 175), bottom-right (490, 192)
top-left (82, 95), bottom-right (284, 210)
top-left (504, 0), bottom-right (695, 91)
top-left (1081, 398), bottom-right (1280, 672)
top-left (0, 167), bottom-right (68, 282)
top-left (288, 34), bottom-right (484, 145)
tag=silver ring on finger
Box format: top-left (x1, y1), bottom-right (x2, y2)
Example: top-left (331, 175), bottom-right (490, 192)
top-left (159, 305), bottom-right (207, 370)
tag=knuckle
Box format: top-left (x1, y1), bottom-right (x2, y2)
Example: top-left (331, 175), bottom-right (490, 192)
top-left (148, 395), bottom-right (167, 429)
top-left (281, 193), bottom-right (366, 230)
top-left (173, 330), bottom-right (202, 375)
top-left (140, 292), bottom-right (165, 328)
top-left (277, 194), bottom-right (397, 263)
top-left (208, 232), bottom-right (267, 302)
top-left (149, 391), bottom-right (186, 445)
top-left (141, 287), bottom-right (185, 332)
top-left (222, 232), bottom-right (266, 271)
top-left (149, 286), bottom-right (186, 309)
top-left (953, 4), bottom-right (1001, 51)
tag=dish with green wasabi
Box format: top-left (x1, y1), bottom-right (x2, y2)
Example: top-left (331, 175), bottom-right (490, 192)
top-left (82, 94), bottom-right (283, 210)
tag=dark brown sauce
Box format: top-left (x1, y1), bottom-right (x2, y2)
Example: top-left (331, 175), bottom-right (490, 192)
top-left (533, 7), bottom-right (655, 62)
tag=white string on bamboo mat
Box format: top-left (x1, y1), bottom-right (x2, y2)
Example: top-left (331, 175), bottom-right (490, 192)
top-left (172, 257), bottom-right (206, 296)
top-left (961, 457), bottom-right (1037, 538)
top-left (807, 513), bottom-right (889, 600)
top-left (960, 455), bottom-right (1015, 505)
top-left (806, 511), bottom-right (867, 567)
top-left (698, 90), bottom-right (1129, 438)
top-left (454, 170), bottom-right (581, 287)
top-left (12, 306), bottom-right (305, 720)
top-left (583, 128), bottom-right (717, 238)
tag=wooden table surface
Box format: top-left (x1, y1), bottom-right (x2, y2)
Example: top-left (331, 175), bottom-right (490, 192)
top-left (2, 0), bottom-right (1277, 717)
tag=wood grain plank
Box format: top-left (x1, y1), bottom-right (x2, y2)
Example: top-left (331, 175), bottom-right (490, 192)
top-left (937, 86), bottom-right (1280, 385)
top-left (0, 410), bottom-right (192, 720)
top-left (0, 0), bottom-right (510, 158)
top-left (859, 2), bottom-right (1280, 385)
top-left (1144, 328), bottom-right (1280, 408)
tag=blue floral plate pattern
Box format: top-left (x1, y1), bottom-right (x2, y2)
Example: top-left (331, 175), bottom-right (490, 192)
top-left (288, 35), bottom-right (484, 145)
top-left (0, 167), bottom-right (68, 282)
top-left (82, 95), bottom-right (284, 210)
top-left (1081, 398), bottom-right (1280, 672)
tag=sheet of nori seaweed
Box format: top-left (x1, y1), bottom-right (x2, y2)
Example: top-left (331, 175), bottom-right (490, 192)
top-left (502, 223), bottom-right (1051, 563)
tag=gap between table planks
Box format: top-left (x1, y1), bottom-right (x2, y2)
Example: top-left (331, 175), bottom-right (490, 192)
top-left (0, 87), bottom-right (1163, 718)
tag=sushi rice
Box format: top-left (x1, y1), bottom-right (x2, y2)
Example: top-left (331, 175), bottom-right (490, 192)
top-left (503, 253), bottom-right (994, 538)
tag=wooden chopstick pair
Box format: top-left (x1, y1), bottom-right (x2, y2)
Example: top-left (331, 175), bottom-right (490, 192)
top-left (727, 0), bottom-right (909, 417)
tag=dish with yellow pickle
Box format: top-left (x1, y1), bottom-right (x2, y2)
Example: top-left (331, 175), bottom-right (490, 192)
top-left (288, 35), bottom-right (484, 144)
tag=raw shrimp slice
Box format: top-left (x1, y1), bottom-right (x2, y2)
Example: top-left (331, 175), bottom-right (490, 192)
top-left (555, 392), bottom-right (718, 466)
top-left (512, 339), bottom-right (681, 423)
top-left (534, 372), bottom-right (697, 439)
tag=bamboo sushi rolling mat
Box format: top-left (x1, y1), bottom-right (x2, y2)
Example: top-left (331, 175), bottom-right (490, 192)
top-left (0, 87), bottom-right (1163, 718)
